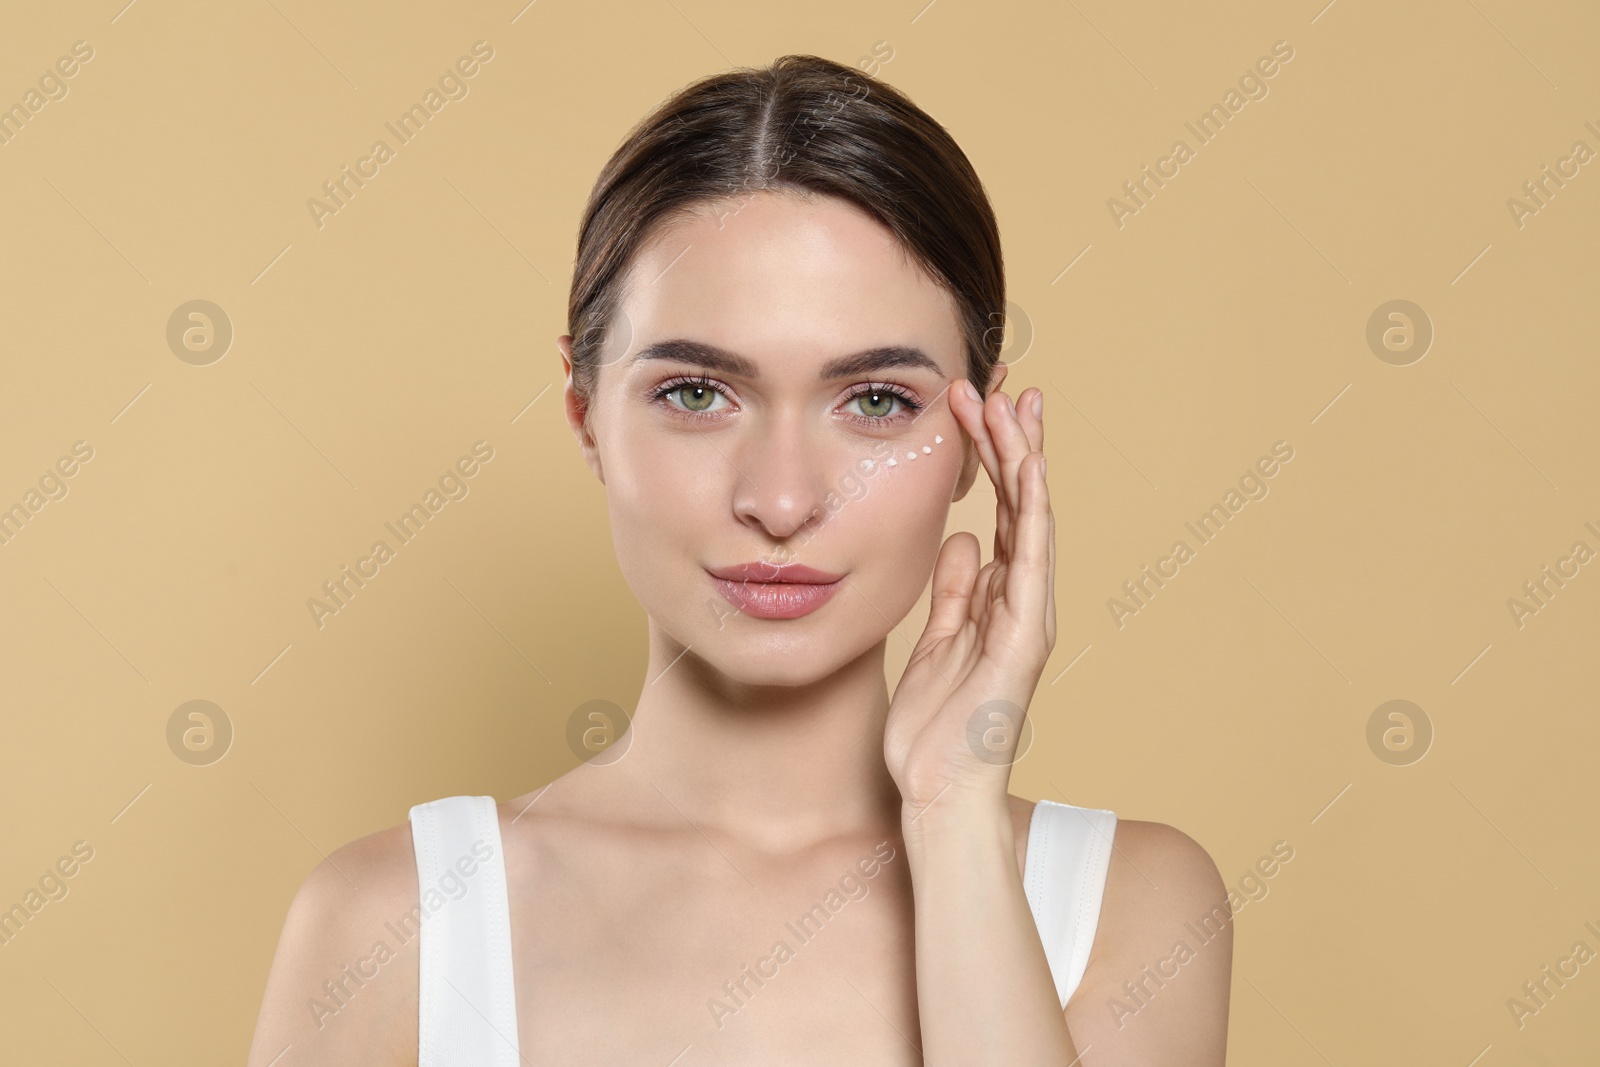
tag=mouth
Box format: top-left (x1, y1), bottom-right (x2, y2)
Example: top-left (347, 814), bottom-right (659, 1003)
top-left (706, 562), bottom-right (846, 620)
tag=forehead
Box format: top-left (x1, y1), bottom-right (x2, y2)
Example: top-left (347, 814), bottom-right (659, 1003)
top-left (612, 190), bottom-right (964, 380)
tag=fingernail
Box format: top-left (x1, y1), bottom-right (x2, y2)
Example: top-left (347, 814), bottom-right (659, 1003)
top-left (1032, 392), bottom-right (1043, 418)
top-left (1039, 455), bottom-right (1047, 478)
top-left (961, 379), bottom-right (978, 401)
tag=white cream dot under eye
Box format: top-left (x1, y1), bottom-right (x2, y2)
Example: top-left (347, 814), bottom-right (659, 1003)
top-left (935, 435), bottom-right (943, 444)
top-left (906, 451), bottom-right (917, 461)
top-left (921, 445), bottom-right (931, 454)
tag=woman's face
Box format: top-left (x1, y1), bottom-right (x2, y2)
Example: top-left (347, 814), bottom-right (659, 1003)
top-left (561, 190), bottom-right (1002, 686)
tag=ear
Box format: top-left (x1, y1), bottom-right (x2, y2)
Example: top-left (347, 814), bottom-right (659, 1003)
top-left (987, 360), bottom-right (1009, 396)
top-left (560, 334), bottom-right (605, 485)
top-left (951, 361), bottom-right (1009, 502)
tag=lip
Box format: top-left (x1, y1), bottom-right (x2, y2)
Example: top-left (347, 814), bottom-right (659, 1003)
top-left (707, 562), bottom-right (845, 584)
top-left (706, 562), bottom-right (846, 620)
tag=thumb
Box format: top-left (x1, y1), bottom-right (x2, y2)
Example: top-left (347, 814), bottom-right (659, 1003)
top-left (921, 531), bottom-right (981, 645)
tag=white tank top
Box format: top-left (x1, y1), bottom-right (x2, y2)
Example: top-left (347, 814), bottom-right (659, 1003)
top-left (408, 794), bottom-right (1116, 1064)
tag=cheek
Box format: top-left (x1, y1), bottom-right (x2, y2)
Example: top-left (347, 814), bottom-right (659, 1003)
top-left (828, 440), bottom-right (960, 593)
top-left (826, 431), bottom-right (961, 532)
top-left (601, 404), bottom-right (722, 528)
top-left (600, 433), bottom-right (720, 612)
top-left (870, 436), bottom-right (962, 513)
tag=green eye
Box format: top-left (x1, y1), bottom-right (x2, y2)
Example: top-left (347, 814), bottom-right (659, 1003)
top-left (673, 385), bottom-right (717, 412)
top-left (651, 376), bottom-right (921, 426)
top-left (853, 390), bottom-right (899, 419)
top-left (651, 375), bottom-right (733, 417)
top-left (843, 384), bottom-right (921, 424)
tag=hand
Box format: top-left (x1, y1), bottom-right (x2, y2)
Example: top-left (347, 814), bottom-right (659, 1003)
top-left (883, 380), bottom-right (1056, 817)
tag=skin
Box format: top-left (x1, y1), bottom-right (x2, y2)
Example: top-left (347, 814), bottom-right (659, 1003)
top-left (247, 189), bottom-right (1231, 1065)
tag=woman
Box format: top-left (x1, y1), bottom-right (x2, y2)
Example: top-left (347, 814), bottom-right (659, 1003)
top-left (249, 54), bottom-right (1231, 1065)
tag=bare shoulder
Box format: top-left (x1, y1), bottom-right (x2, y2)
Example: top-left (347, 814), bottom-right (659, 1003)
top-left (246, 819), bottom-right (421, 1067)
top-left (1104, 819), bottom-right (1228, 909)
top-left (1066, 819), bottom-right (1232, 1064)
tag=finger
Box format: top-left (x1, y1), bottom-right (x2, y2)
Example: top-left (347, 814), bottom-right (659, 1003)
top-left (923, 531), bottom-right (981, 643)
top-left (1009, 391), bottom-right (1046, 571)
top-left (971, 556), bottom-right (1003, 628)
top-left (953, 379), bottom-right (1006, 503)
top-left (952, 380), bottom-right (1013, 548)
top-left (985, 387), bottom-right (1033, 519)
top-left (1005, 450), bottom-right (1052, 641)
top-left (1045, 484), bottom-right (1056, 646)
top-left (1042, 455), bottom-right (1056, 647)
top-left (1018, 387), bottom-right (1044, 454)
top-left (980, 390), bottom-right (1029, 570)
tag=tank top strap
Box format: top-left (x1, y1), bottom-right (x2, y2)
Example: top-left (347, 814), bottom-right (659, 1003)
top-left (408, 794), bottom-right (521, 1066)
top-left (1022, 798), bottom-right (1118, 1007)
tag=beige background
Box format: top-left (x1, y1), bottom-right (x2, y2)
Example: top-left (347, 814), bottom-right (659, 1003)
top-left (1, 0), bottom-right (1597, 1062)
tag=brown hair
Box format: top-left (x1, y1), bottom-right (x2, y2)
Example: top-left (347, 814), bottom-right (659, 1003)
top-left (566, 53), bottom-right (1006, 423)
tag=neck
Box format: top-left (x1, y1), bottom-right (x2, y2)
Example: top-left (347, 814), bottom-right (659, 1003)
top-left (589, 620), bottom-right (906, 851)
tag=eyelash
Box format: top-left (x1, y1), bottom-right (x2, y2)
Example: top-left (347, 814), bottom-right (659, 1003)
top-left (649, 375), bottom-right (924, 427)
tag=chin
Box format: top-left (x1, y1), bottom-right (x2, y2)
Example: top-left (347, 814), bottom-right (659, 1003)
top-left (654, 604), bottom-right (880, 689)
top-left (707, 625), bottom-right (853, 686)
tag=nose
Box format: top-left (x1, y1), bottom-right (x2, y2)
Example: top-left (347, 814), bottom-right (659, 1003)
top-left (728, 413), bottom-right (836, 541)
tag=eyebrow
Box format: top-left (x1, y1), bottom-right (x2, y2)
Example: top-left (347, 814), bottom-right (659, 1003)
top-left (629, 339), bottom-right (946, 380)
